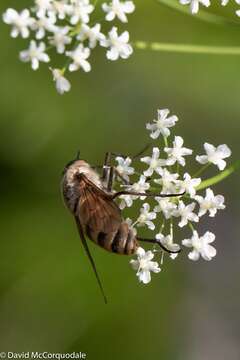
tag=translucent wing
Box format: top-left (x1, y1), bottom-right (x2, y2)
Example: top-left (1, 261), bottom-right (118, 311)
top-left (76, 175), bottom-right (122, 234)
top-left (73, 174), bottom-right (121, 304)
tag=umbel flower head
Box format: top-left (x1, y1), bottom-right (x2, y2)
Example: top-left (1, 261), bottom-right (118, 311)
top-left (2, 0), bottom-right (135, 94)
top-left (112, 108), bottom-right (231, 284)
top-left (179, 0), bottom-right (240, 16)
top-left (179, 0), bottom-right (210, 14)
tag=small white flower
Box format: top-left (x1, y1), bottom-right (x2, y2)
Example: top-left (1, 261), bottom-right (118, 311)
top-left (195, 188), bottom-right (225, 217)
top-left (49, 26), bottom-right (72, 53)
top-left (128, 175), bottom-right (150, 197)
top-left (179, 0), bottom-right (210, 14)
top-left (141, 147), bottom-right (166, 177)
top-left (32, 13), bottom-right (57, 40)
top-left (196, 143), bottom-right (231, 171)
top-left (19, 40), bottom-right (50, 70)
top-left (173, 201), bottom-right (199, 227)
top-left (182, 230), bottom-right (217, 261)
top-left (154, 198), bottom-right (177, 220)
top-left (68, 0), bottom-right (94, 25)
top-left (35, 0), bottom-right (53, 17)
top-left (49, 0), bottom-right (70, 19)
top-left (130, 247), bottom-right (161, 284)
top-left (67, 44), bottom-right (91, 72)
top-left (77, 23), bottom-right (105, 49)
top-left (102, 0), bottom-right (135, 23)
top-left (115, 156), bottom-right (134, 181)
top-left (137, 203), bottom-right (156, 230)
top-left (146, 109), bottom-right (178, 139)
top-left (165, 136), bottom-right (193, 167)
top-left (119, 175), bottom-right (150, 209)
top-left (179, 173), bottom-right (201, 198)
top-left (154, 168), bottom-right (179, 194)
top-left (156, 233), bottom-right (181, 254)
top-left (170, 252), bottom-right (179, 260)
top-left (50, 68), bottom-right (71, 94)
top-left (100, 27), bottom-right (133, 61)
top-left (3, 8), bottom-right (34, 38)
top-left (221, 0), bottom-right (240, 5)
top-left (119, 195), bottom-right (133, 209)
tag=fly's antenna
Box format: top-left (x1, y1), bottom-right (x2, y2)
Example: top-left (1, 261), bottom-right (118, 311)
top-left (75, 216), bottom-right (108, 304)
top-left (76, 150), bottom-right (81, 160)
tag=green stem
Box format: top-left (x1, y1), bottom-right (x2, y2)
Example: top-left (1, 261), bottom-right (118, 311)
top-left (45, 45), bottom-right (54, 52)
top-left (163, 136), bottom-right (168, 147)
top-left (193, 163), bottom-right (210, 178)
top-left (134, 41), bottom-right (240, 55)
top-left (188, 222), bottom-right (195, 232)
top-left (157, 0), bottom-right (239, 26)
top-left (149, 161), bottom-right (239, 194)
top-left (176, 162), bottom-right (180, 174)
top-left (69, 23), bottom-right (81, 37)
top-left (170, 219), bottom-right (173, 239)
top-left (196, 160), bottom-right (240, 191)
top-left (159, 221), bottom-right (165, 233)
top-left (62, 36), bottom-right (80, 72)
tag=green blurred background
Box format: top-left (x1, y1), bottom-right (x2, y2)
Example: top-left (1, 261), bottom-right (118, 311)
top-left (0, 1), bottom-right (239, 359)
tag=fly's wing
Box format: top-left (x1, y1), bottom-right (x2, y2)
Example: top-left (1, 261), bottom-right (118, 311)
top-left (73, 175), bottom-right (120, 304)
top-left (77, 175), bottom-right (122, 235)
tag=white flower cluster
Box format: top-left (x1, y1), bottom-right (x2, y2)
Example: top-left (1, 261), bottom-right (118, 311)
top-left (179, 0), bottom-right (240, 15)
top-left (2, 0), bottom-right (135, 94)
top-left (114, 108), bottom-right (231, 284)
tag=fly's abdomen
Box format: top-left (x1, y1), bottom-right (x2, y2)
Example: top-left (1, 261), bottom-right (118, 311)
top-left (86, 222), bottom-right (138, 255)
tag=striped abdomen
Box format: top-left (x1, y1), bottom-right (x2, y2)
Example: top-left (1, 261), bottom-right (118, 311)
top-left (85, 221), bottom-right (138, 255)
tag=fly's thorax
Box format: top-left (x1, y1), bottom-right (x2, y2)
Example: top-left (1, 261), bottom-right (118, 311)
top-left (62, 160), bottom-right (103, 213)
top-left (64, 160), bottom-right (102, 188)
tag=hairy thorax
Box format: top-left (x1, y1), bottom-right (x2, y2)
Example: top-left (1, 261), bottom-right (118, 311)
top-left (62, 160), bottom-right (103, 212)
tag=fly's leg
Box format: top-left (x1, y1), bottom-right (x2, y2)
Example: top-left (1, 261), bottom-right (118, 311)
top-left (137, 237), bottom-right (181, 254)
top-left (111, 190), bottom-right (185, 200)
top-left (102, 152), bottom-right (112, 184)
top-left (101, 145), bottom-right (151, 191)
top-left (105, 166), bottom-right (129, 192)
top-left (102, 152), bottom-right (130, 192)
